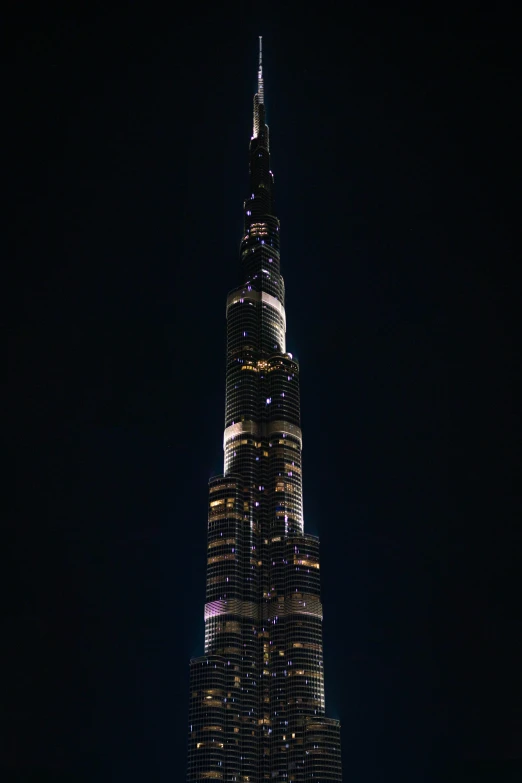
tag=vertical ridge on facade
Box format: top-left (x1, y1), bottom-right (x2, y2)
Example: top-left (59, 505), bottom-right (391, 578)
top-left (187, 39), bottom-right (343, 783)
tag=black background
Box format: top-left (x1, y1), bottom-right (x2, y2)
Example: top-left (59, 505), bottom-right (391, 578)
top-left (6, 1), bottom-right (520, 780)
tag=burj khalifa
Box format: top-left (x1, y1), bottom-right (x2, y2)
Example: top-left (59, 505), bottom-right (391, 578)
top-left (187, 38), bottom-right (342, 782)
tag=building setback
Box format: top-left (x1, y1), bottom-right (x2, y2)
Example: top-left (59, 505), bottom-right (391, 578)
top-left (187, 38), bottom-right (342, 782)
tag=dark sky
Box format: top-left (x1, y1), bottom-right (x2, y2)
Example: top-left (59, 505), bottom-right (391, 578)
top-left (7, 2), bottom-right (520, 781)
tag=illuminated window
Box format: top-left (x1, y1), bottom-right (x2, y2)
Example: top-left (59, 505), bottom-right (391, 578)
top-left (207, 553), bottom-right (237, 565)
top-left (294, 558), bottom-right (320, 569)
top-left (208, 537), bottom-right (236, 550)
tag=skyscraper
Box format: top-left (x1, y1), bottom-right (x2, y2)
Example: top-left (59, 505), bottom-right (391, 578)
top-left (187, 39), bottom-right (342, 782)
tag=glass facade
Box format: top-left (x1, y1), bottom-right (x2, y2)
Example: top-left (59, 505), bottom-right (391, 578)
top-left (187, 38), bottom-right (342, 782)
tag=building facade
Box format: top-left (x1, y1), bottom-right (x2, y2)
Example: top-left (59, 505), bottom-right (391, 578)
top-left (187, 39), bottom-right (342, 782)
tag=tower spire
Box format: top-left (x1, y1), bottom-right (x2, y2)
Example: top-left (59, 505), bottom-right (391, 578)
top-left (257, 35), bottom-right (264, 104)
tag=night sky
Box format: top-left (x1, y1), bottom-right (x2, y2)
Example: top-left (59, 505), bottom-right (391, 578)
top-left (7, 2), bottom-right (520, 781)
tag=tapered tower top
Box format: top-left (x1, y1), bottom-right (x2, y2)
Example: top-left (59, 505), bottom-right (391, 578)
top-left (253, 36), bottom-right (267, 143)
top-left (258, 36), bottom-right (264, 103)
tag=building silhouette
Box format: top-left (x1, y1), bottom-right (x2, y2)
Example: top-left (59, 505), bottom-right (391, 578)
top-left (187, 38), bottom-right (342, 782)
